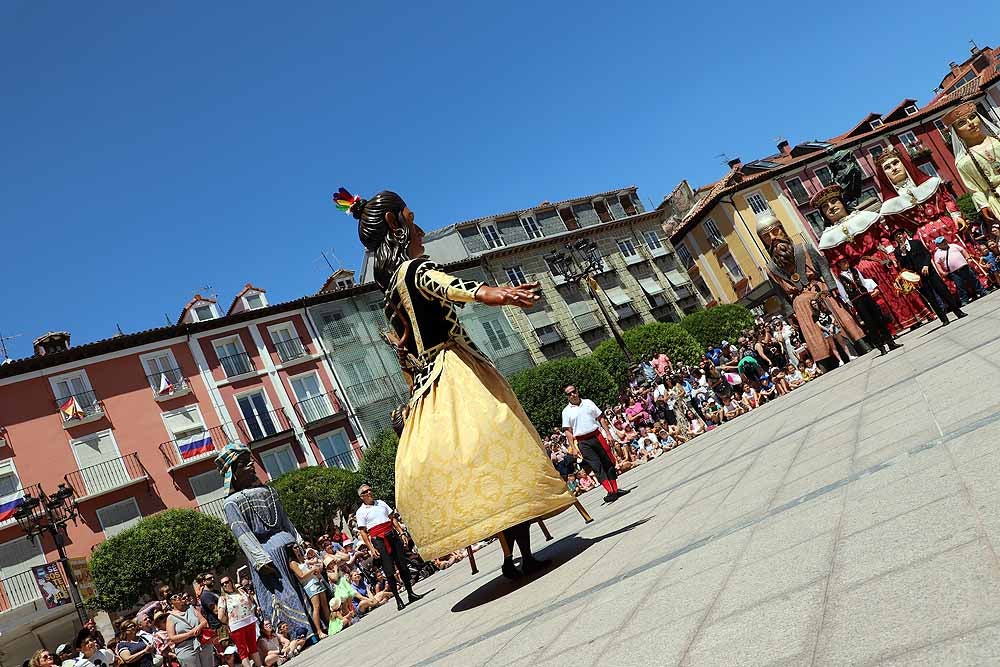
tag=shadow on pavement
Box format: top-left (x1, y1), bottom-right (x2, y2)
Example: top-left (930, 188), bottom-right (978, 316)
top-left (449, 517), bottom-right (652, 613)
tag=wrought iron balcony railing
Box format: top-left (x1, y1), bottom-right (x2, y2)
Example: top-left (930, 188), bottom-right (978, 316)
top-left (158, 425), bottom-right (235, 469)
top-left (219, 352), bottom-right (254, 379)
top-left (54, 390), bottom-right (104, 425)
top-left (237, 407), bottom-right (292, 444)
top-left (322, 450), bottom-right (359, 472)
top-left (0, 567), bottom-right (45, 614)
top-left (146, 367), bottom-right (190, 399)
top-left (274, 337), bottom-right (307, 363)
top-left (293, 393), bottom-right (339, 425)
top-left (64, 453), bottom-right (148, 501)
top-left (344, 376), bottom-right (407, 407)
top-left (197, 497), bottom-right (228, 521)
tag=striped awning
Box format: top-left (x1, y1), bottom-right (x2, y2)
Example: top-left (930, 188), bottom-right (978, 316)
top-left (665, 270), bottom-right (689, 288)
top-left (603, 286), bottom-right (631, 306)
top-left (525, 309), bottom-right (555, 329)
top-left (638, 277), bottom-right (665, 296)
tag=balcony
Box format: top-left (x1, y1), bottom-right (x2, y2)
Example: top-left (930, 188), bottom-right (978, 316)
top-left (55, 390), bottom-right (105, 429)
top-left (0, 567), bottom-right (45, 614)
top-left (906, 141), bottom-right (933, 161)
top-left (536, 324), bottom-right (566, 347)
top-left (274, 337), bottom-right (307, 364)
top-left (158, 425), bottom-right (233, 470)
top-left (237, 407), bottom-right (293, 446)
top-left (219, 352), bottom-right (255, 379)
top-left (146, 367), bottom-right (191, 401)
top-left (64, 453), bottom-right (149, 502)
top-left (293, 393), bottom-right (341, 427)
top-left (344, 376), bottom-right (407, 408)
top-left (197, 497), bottom-right (227, 521)
top-left (0, 483), bottom-right (41, 529)
top-left (322, 450), bottom-right (359, 472)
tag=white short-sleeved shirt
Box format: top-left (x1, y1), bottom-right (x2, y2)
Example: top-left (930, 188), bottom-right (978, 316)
top-left (562, 398), bottom-right (602, 437)
top-left (355, 499), bottom-right (394, 530)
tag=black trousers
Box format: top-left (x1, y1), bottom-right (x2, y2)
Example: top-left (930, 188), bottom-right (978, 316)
top-left (917, 269), bottom-right (962, 322)
top-left (372, 529), bottom-right (412, 597)
top-left (577, 435), bottom-right (617, 483)
top-left (852, 294), bottom-right (893, 350)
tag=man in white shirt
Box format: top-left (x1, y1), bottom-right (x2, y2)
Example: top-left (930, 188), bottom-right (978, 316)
top-left (562, 385), bottom-right (629, 503)
top-left (354, 485), bottom-right (424, 611)
top-left (835, 259), bottom-right (901, 356)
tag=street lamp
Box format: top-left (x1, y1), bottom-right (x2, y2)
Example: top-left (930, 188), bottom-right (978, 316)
top-left (14, 483), bottom-right (88, 624)
top-left (544, 238), bottom-right (633, 363)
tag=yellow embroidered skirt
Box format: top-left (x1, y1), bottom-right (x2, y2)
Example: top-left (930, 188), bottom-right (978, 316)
top-left (396, 346), bottom-right (576, 560)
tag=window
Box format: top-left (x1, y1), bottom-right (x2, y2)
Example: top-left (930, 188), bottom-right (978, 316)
top-left (814, 166), bottom-right (834, 187)
top-left (479, 223), bottom-right (504, 249)
top-left (70, 430), bottom-right (129, 495)
top-left (482, 319), bottom-right (511, 351)
top-left (505, 265), bottom-right (528, 286)
top-left (918, 162), bottom-right (940, 178)
top-left (593, 200), bottom-right (613, 223)
top-left (260, 445), bottom-right (297, 480)
top-left (244, 293), bottom-right (265, 310)
top-left (745, 191), bottom-right (771, 218)
top-left (236, 391), bottom-right (279, 440)
top-left (269, 324), bottom-right (305, 363)
top-left (519, 214), bottom-right (543, 240)
top-left (193, 305), bottom-right (216, 321)
top-left (692, 276), bottom-right (713, 301)
top-left (214, 337), bottom-right (253, 377)
top-left (785, 178), bottom-right (810, 204)
top-left (189, 469), bottom-right (225, 505)
top-left (0, 535), bottom-right (46, 605)
top-left (861, 187), bottom-right (880, 203)
top-left (0, 462), bottom-right (22, 526)
top-left (96, 498), bottom-right (142, 537)
top-left (899, 131), bottom-right (919, 147)
top-left (642, 230), bottom-right (663, 250)
top-left (869, 145), bottom-right (885, 158)
top-left (934, 118), bottom-right (950, 142)
top-left (869, 119), bottom-right (884, 129)
top-left (806, 211), bottom-right (826, 234)
top-left (703, 219), bottom-right (724, 248)
top-left (619, 194), bottom-right (637, 216)
top-left (162, 405), bottom-right (213, 462)
top-left (290, 372), bottom-right (333, 423)
top-left (558, 208), bottom-right (578, 230)
top-left (315, 430), bottom-right (353, 469)
top-left (719, 252), bottom-right (745, 281)
top-left (676, 243), bottom-right (695, 270)
top-left (141, 349), bottom-right (184, 394)
top-left (616, 238), bottom-right (638, 257)
top-left (51, 371), bottom-right (98, 413)
top-left (904, 104), bottom-right (919, 116)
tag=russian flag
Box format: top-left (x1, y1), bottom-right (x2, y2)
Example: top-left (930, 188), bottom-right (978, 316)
top-left (0, 497), bottom-right (23, 522)
top-left (178, 434), bottom-right (214, 460)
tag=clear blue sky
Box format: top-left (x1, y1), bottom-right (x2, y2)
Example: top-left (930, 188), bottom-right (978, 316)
top-left (2, 1), bottom-right (997, 359)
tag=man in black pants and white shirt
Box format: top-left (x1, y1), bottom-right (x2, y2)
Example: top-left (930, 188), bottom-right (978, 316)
top-left (835, 260), bottom-right (901, 356)
top-left (562, 385), bottom-right (630, 503)
top-left (355, 485), bottom-right (425, 611)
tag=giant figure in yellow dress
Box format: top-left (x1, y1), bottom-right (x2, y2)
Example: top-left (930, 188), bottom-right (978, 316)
top-left (335, 188), bottom-right (577, 578)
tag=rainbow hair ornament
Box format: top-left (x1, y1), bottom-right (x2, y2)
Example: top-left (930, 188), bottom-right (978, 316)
top-left (333, 187), bottom-right (361, 214)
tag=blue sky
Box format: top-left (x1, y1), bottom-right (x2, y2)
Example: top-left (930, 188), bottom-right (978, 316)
top-left (2, 1), bottom-right (997, 359)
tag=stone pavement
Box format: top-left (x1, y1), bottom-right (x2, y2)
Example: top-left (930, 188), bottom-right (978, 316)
top-left (296, 294), bottom-right (1000, 666)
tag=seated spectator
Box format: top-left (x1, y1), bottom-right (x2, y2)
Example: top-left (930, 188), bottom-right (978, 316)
top-left (722, 396), bottom-right (744, 420)
top-left (327, 596), bottom-right (352, 635)
top-left (759, 374), bottom-right (778, 402)
top-left (116, 620), bottom-right (155, 667)
top-left (771, 367), bottom-right (791, 395)
top-left (275, 623), bottom-right (304, 659)
top-left (702, 395), bottom-right (724, 425)
top-left (685, 410), bottom-right (707, 437)
top-left (786, 364), bottom-right (806, 388)
top-left (256, 621), bottom-right (289, 666)
top-left (743, 385), bottom-right (759, 409)
top-left (802, 355), bottom-right (822, 380)
top-left (566, 472), bottom-right (580, 496)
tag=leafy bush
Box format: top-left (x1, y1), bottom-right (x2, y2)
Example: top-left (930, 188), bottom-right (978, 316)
top-left (89, 509), bottom-right (239, 611)
top-left (592, 322), bottom-right (703, 387)
top-left (271, 466), bottom-right (361, 540)
top-left (957, 194), bottom-right (978, 223)
top-left (358, 430), bottom-right (399, 507)
top-left (679, 304), bottom-right (755, 348)
top-left (510, 356), bottom-right (617, 433)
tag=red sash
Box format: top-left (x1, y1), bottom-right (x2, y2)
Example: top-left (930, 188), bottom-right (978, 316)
top-left (368, 522), bottom-right (394, 554)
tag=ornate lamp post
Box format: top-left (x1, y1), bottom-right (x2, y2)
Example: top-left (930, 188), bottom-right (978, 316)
top-left (14, 483), bottom-right (88, 624)
top-left (544, 238), bottom-right (633, 363)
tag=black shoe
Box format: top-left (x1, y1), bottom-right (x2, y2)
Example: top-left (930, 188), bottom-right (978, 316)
top-left (889, 342), bottom-right (903, 350)
top-left (604, 493), bottom-right (619, 503)
top-left (878, 347), bottom-right (887, 356)
top-left (941, 319), bottom-right (950, 325)
top-left (615, 488), bottom-right (632, 498)
top-left (521, 556), bottom-right (552, 574)
top-left (395, 597), bottom-right (406, 611)
top-left (957, 311), bottom-right (968, 318)
top-left (407, 591), bottom-right (425, 603)
top-left (501, 558), bottom-right (522, 580)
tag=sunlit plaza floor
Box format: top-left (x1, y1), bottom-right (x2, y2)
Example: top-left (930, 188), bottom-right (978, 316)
top-left (295, 292), bottom-right (1000, 666)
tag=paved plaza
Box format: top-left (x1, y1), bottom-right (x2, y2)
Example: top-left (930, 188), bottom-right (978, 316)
top-left (299, 294), bottom-right (1000, 666)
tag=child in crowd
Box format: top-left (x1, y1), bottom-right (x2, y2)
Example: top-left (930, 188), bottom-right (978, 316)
top-left (981, 242), bottom-right (1000, 288)
top-left (786, 364), bottom-right (806, 389)
top-left (743, 385), bottom-right (759, 409)
top-left (802, 355), bottom-right (822, 380)
top-left (723, 396), bottom-right (744, 420)
top-left (566, 472), bottom-right (581, 496)
top-left (759, 374), bottom-right (778, 403)
top-left (811, 299), bottom-right (853, 366)
top-left (771, 366), bottom-right (791, 396)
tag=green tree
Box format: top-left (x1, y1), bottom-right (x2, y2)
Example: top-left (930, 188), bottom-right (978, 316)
top-left (358, 430), bottom-right (400, 507)
top-left (679, 304), bottom-right (755, 348)
top-left (957, 194), bottom-right (978, 223)
top-left (510, 356), bottom-right (617, 433)
top-left (271, 466), bottom-right (361, 540)
top-left (89, 509), bottom-right (239, 611)
top-left (591, 322), bottom-right (703, 387)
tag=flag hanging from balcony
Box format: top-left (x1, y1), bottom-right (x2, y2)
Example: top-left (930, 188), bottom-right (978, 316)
top-left (59, 396), bottom-right (85, 421)
top-left (179, 433), bottom-right (214, 460)
top-left (0, 496), bottom-right (23, 522)
top-left (158, 373), bottom-right (174, 396)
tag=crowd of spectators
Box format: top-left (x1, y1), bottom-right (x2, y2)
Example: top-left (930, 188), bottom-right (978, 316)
top-left (545, 314), bottom-right (827, 485)
top-left (26, 522), bottom-right (463, 667)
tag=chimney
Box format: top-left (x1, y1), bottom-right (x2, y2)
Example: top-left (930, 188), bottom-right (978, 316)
top-left (727, 157), bottom-right (742, 169)
top-left (33, 331), bottom-right (71, 356)
top-left (777, 139), bottom-right (791, 155)
top-left (950, 61), bottom-right (960, 73)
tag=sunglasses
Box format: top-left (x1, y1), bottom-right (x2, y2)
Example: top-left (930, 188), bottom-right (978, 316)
top-left (220, 580), bottom-right (232, 585)
top-left (360, 489), bottom-right (373, 495)
top-left (564, 389), bottom-right (578, 396)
